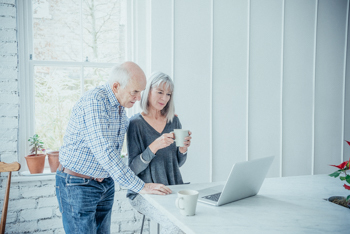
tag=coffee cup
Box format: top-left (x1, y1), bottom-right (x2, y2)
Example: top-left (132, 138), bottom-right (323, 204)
top-left (175, 190), bottom-right (199, 216)
top-left (172, 129), bottom-right (189, 147)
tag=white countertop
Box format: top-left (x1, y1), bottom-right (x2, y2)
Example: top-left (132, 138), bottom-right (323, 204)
top-left (142, 175), bottom-right (349, 234)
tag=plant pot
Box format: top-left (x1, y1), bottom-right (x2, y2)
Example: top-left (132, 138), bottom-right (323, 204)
top-left (47, 151), bottom-right (60, 173)
top-left (25, 154), bottom-right (46, 174)
top-left (328, 196), bottom-right (350, 209)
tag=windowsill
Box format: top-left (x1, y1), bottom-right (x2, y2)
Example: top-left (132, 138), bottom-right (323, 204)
top-left (11, 169), bottom-right (56, 182)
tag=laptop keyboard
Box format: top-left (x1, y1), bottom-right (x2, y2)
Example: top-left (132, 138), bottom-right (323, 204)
top-left (202, 192), bottom-right (222, 202)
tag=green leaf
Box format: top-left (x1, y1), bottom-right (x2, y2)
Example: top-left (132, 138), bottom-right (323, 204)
top-left (347, 195), bottom-right (350, 202)
top-left (329, 171), bottom-right (341, 178)
top-left (346, 175), bottom-right (350, 184)
top-left (340, 176), bottom-right (346, 181)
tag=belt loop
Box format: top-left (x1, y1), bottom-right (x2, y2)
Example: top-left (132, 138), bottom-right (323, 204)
top-left (59, 163), bottom-right (64, 172)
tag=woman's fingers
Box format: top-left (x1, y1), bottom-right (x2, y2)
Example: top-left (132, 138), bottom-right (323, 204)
top-left (163, 133), bottom-right (174, 139)
top-left (162, 133), bottom-right (174, 145)
top-left (184, 136), bottom-right (192, 141)
top-left (183, 135), bottom-right (191, 147)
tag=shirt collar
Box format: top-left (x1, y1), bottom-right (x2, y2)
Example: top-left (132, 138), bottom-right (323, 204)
top-left (104, 82), bottom-right (124, 111)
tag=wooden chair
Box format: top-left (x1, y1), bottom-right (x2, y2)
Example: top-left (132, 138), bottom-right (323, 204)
top-left (0, 162), bottom-right (21, 234)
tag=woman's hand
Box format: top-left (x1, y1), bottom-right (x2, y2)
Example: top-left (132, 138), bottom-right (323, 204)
top-left (179, 131), bottom-right (192, 154)
top-left (149, 133), bottom-right (174, 154)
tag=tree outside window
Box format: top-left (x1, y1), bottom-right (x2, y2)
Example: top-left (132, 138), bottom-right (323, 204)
top-left (32, 0), bottom-right (126, 151)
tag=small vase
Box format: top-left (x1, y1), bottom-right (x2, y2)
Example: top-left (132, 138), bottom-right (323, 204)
top-left (25, 154), bottom-right (46, 174)
top-left (47, 151), bottom-right (60, 173)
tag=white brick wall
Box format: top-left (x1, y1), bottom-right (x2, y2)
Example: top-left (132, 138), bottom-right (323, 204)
top-left (0, 0), bottom-right (18, 162)
top-left (0, 1), bottom-right (149, 233)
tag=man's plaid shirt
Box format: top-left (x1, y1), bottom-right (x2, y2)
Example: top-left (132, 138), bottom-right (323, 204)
top-left (59, 83), bottom-right (144, 193)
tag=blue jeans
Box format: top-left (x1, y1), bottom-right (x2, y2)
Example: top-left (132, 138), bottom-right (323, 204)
top-left (55, 169), bottom-right (115, 234)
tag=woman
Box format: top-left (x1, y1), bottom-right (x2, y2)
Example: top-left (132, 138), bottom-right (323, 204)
top-left (127, 72), bottom-right (192, 234)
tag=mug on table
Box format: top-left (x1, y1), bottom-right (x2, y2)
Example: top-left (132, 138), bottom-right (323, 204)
top-left (175, 189), bottom-right (199, 216)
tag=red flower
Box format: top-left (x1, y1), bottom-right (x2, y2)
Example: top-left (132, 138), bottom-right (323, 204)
top-left (330, 160), bottom-right (349, 170)
top-left (344, 184), bottom-right (350, 190)
top-left (346, 140), bottom-right (350, 147)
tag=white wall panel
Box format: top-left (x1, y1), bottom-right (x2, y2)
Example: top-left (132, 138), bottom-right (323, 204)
top-left (134, 0), bottom-right (150, 76)
top-left (282, 0), bottom-right (316, 176)
top-left (249, 0), bottom-right (283, 177)
top-left (173, 0), bottom-right (212, 183)
top-left (314, 0), bottom-right (348, 174)
top-left (212, 0), bottom-right (249, 182)
top-left (143, 0), bottom-right (350, 180)
top-left (150, 0), bottom-right (173, 76)
top-left (345, 7), bottom-right (350, 162)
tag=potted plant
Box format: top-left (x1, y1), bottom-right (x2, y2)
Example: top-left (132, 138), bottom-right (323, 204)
top-left (47, 150), bottom-right (60, 173)
top-left (328, 140), bottom-right (350, 209)
top-left (25, 134), bottom-right (46, 174)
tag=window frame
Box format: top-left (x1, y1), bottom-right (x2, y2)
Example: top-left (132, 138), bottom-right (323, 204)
top-left (17, 0), bottom-right (135, 173)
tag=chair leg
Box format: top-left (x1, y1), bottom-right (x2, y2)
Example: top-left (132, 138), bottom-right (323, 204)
top-left (0, 172), bottom-right (12, 234)
top-left (140, 214), bottom-right (145, 234)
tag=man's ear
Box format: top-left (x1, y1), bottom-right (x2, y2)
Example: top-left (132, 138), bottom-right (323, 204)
top-left (112, 82), bottom-right (121, 93)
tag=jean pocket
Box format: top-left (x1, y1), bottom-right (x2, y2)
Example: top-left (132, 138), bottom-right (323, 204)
top-left (55, 185), bottom-right (64, 213)
top-left (66, 175), bottom-right (90, 186)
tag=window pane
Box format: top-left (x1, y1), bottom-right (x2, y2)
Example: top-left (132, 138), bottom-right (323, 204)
top-left (84, 67), bottom-right (110, 92)
top-left (82, 0), bottom-right (126, 63)
top-left (33, 0), bottom-right (81, 61)
top-left (34, 66), bottom-right (81, 151)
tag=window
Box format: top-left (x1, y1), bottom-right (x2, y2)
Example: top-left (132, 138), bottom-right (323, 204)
top-left (18, 0), bottom-right (131, 173)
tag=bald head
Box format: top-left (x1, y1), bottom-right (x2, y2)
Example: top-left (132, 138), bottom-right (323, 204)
top-left (121, 61), bottom-right (146, 82)
top-left (108, 61), bottom-right (146, 89)
top-left (109, 61), bottom-right (147, 108)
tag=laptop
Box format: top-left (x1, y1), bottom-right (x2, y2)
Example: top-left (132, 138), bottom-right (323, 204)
top-left (197, 156), bottom-right (274, 206)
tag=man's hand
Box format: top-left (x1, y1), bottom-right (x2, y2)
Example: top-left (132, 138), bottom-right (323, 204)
top-left (139, 183), bottom-right (172, 195)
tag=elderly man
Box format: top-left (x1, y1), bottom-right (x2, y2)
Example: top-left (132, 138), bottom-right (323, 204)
top-left (56, 62), bottom-right (172, 234)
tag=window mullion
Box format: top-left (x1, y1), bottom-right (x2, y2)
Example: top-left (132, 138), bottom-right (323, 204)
top-left (18, 0), bottom-right (34, 171)
top-left (80, 0), bottom-right (84, 62)
top-left (30, 60), bottom-right (115, 68)
top-left (81, 66), bottom-right (84, 95)
top-left (27, 0), bottom-right (34, 61)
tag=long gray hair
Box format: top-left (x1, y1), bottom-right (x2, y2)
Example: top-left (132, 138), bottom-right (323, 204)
top-left (140, 72), bottom-right (175, 122)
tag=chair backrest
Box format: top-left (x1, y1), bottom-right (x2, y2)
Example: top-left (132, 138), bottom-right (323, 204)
top-left (0, 162), bottom-right (21, 234)
top-left (0, 162), bottom-right (21, 173)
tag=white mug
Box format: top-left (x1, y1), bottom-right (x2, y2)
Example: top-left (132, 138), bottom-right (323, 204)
top-left (175, 190), bottom-right (199, 216)
top-left (172, 129), bottom-right (189, 147)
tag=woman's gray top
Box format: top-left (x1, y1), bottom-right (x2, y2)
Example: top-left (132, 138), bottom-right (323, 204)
top-left (126, 113), bottom-right (187, 200)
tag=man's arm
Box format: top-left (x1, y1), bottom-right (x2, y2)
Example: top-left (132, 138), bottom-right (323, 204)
top-left (83, 97), bottom-right (172, 195)
top-left (83, 97), bottom-right (144, 192)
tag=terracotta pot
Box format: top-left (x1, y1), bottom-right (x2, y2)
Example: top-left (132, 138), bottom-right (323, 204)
top-left (328, 196), bottom-right (350, 209)
top-left (25, 154), bottom-right (46, 174)
top-left (47, 151), bottom-right (60, 173)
